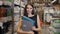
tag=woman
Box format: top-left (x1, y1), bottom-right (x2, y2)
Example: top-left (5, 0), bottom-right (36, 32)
top-left (17, 4), bottom-right (41, 34)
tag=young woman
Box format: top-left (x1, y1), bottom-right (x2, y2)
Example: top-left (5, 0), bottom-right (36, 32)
top-left (17, 4), bottom-right (41, 34)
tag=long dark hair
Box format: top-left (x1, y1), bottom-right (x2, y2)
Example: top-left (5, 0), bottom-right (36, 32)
top-left (24, 4), bottom-right (35, 17)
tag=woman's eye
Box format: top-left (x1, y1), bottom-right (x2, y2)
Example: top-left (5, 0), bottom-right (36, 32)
top-left (27, 7), bottom-right (29, 9)
top-left (30, 8), bottom-right (33, 9)
top-left (27, 7), bottom-right (33, 9)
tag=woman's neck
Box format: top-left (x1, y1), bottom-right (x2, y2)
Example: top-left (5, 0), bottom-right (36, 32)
top-left (28, 13), bottom-right (32, 15)
top-left (28, 13), bottom-right (34, 17)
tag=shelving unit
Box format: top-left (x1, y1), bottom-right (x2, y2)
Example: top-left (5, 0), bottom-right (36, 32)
top-left (43, 6), bottom-right (54, 24)
top-left (14, 0), bottom-right (27, 34)
top-left (48, 9), bottom-right (60, 34)
top-left (0, 0), bottom-right (14, 34)
top-left (48, 18), bottom-right (60, 34)
top-left (43, 4), bottom-right (60, 34)
top-left (14, 0), bottom-right (26, 22)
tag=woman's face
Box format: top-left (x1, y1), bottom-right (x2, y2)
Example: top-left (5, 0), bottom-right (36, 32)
top-left (26, 5), bottom-right (33, 14)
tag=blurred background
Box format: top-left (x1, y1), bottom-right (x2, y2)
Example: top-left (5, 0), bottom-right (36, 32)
top-left (0, 0), bottom-right (60, 34)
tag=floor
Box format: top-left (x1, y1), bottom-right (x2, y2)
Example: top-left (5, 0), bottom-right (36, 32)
top-left (41, 24), bottom-right (50, 34)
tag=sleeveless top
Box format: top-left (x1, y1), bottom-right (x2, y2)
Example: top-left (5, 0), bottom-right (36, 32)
top-left (29, 15), bottom-right (37, 28)
top-left (28, 15), bottom-right (38, 34)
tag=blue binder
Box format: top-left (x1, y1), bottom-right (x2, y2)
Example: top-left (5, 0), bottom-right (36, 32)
top-left (21, 16), bottom-right (35, 31)
top-left (22, 16), bottom-right (35, 26)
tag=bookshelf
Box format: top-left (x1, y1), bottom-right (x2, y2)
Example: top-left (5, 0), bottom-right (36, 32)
top-left (0, 0), bottom-right (14, 34)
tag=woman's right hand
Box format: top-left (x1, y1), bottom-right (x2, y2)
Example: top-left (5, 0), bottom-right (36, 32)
top-left (17, 29), bottom-right (34, 34)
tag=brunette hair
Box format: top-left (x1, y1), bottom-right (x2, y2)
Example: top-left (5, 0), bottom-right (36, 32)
top-left (24, 4), bottom-right (34, 17)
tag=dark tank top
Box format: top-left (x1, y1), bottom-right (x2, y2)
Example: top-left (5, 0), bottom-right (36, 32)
top-left (29, 15), bottom-right (38, 34)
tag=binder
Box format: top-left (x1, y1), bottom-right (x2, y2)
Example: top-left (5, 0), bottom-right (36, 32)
top-left (21, 16), bottom-right (35, 31)
top-left (22, 16), bottom-right (35, 26)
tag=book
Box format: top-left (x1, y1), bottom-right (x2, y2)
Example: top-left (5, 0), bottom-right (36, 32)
top-left (21, 16), bottom-right (35, 31)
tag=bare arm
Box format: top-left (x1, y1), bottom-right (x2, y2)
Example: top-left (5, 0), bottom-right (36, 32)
top-left (32, 26), bottom-right (41, 32)
top-left (32, 15), bottom-right (41, 32)
top-left (16, 18), bottom-right (34, 34)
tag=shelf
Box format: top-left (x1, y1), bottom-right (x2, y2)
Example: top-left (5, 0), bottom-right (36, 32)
top-left (20, 1), bottom-right (25, 8)
top-left (14, 15), bottom-right (20, 22)
top-left (0, 16), bottom-right (12, 22)
top-left (49, 17), bottom-right (60, 34)
top-left (6, 0), bottom-right (13, 2)
top-left (48, 28), bottom-right (53, 34)
top-left (14, 6), bottom-right (20, 14)
top-left (0, 1), bottom-right (3, 5)
top-left (3, 1), bottom-right (12, 6)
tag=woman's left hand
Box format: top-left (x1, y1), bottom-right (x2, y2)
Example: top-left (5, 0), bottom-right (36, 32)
top-left (32, 26), bottom-right (41, 32)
